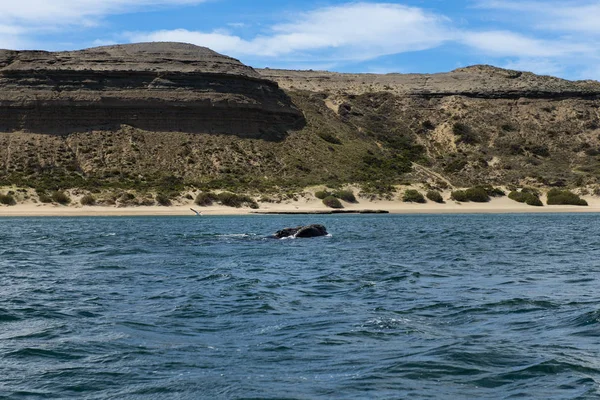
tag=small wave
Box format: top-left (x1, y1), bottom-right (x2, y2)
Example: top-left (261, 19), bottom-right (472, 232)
top-left (361, 317), bottom-right (412, 330)
top-left (481, 298), bottom-right (560, 313)
top-left (278, 233), bottom-right (332, 240)
top-left (88, 265), bottom-right (127, 270)
top-left (0, 309), bottom-right (21, 322)
top-left (568, 309), bottom-right (600, 327)
top-left (479, 359), bottom-right (600, 385)
top-left (197, 273), bottom-right (231, 282)
top-left (6, 347), bottom-right (84, 360)
top-left (217, 233), bottom-right (251, 238)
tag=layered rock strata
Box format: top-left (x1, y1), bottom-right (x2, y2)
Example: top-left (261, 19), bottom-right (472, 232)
top-left (0, 42), bottom-right (304, 139)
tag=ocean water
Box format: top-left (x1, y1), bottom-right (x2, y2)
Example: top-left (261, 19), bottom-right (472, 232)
top-left (1, 214), bottom-right (600, 399)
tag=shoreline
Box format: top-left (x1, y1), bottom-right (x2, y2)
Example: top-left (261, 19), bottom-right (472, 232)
top-left (2, 196), bottom-right (600, 217)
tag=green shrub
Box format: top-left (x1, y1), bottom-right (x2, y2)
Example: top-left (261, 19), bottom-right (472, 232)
top-left (508, 191), bottom-right (543, 207)
top-left (51, 191), bottom-right (71, 205)
top-left (39, 194), bottom-right (53, 203)
top-left (317, 132), bottom-right (342, 145)
top-left (451, 187), bottom-right (491, 203)
top-left (402, 189), bottom-right (426, 203)
top-left (444, 159), bottom-right (468, 173)
top-left (259, 196), bottom-right (275, 203)
top-left (217, 192), bottom-right (258, 208)
top-left (323, 196), bottom-right (343, 209)
top-left (0, 194), bottom-right (16, 206)
top-left (119, 192), bottom-right (135, 202)
top-left (195, 192), bottom-right (218, 206)
top-left (155, 193), bottom-right (171, 206)
top-left (217, 192), bottom-right (243, 207)
top-left (451, 190), bottom-right (468, 202)
top-left (314, 190), bottom-right (331, 200)
top-left (521, 187), bottom-right (541, 196)
top-left (80, 194), bottom-right (96, 206)
top-left (452, 122), bottom-right (479, 144)
top-left (465, 187), bottom-right (491, 202)
top-left (426, 190), bottom-right (444, 203)
top-left (476, 185), bottom-right (505, 197)
top-left (546, 189), bottom-right (588, 206)
top-left (333, 189), bottom-right (357, 203)
top-left (528, 145), bottom-right (550, 157)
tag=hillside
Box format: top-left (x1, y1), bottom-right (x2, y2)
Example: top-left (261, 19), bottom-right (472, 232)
top-left (1, 43), bottom-right (600, 199)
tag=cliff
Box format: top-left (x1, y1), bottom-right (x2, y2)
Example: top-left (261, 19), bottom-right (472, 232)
top-left (1, 43), bottom-right (600, 194)
top-left (0, 42), bottom-right (304, 139)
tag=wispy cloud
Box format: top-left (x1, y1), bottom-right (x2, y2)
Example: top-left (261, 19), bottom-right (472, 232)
top-left (0, 0), bottom-right (207, 48)
top-left (1, 1), bottom-right (205, 25)
top-left (125, 1), bottom-right (600, 77)
top-left (501, 59), bottom-right (566, 77)
top-left (127, 3), bottom-right (453, 62)
top-left (470, 0), bottom-right (600, 79)
top-left (476, 0), bottom-right (600, 34)
top-left (459, 30), bottom-right (593, 58)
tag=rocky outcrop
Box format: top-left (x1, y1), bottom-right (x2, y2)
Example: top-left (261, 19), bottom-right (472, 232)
top-left (274, 224), bottom-right (328, 238)
top-left (0, 43), bottom-right (305, 139)
top-left (259, 65), bottom-right (600, 100)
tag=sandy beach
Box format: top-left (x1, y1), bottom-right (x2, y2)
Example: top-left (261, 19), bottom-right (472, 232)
top-left (2, 194), bottom-right (600, 217)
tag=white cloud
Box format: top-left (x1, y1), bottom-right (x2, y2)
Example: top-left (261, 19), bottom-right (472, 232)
top-left (501, 59), bottom-right (566, 77)
top-left (1, 0), bottom-right (205, 25)
top-left (0, 0), bottom-right (207, 50)
top-left (476, 0), bottom-right (600, 34)
top-left (459, 30), bottom-right (593, 58)
top-left (127, 3), bottom-right (453, 62)
top-left (0, 24), bottom-right (29, 49)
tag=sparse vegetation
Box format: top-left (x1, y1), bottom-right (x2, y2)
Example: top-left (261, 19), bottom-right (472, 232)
top-left (333, 189), bottom-right (357, 203)
top-left (51, 191), bottom-right (71, 205)
top-left (317, 132), bottom-right (342, 145)
top-left (316, 189), bottom-right (356, 203)
top-left (476, 185), bottom-right (505, 198)
top-left (451, 190), bottom-right (468, 202)
top-left (452, 122), bottom-right (479, 144)
top-left (80, 194), bottom-right (96, 206)
top-left (38, 193), bottom-right (53, 203)
top-left (546, 189), bottom-right (587, 206)
top-left (322, 195), bottom-right (343, 209)
top-left (426, 190), bottom-right (444, 203)
top-left (451, 187), bottom-right (491, 203)
top-left (314, 190), bottom-right (331, 200)
top-left (2, 67), bottom-right (600, 198)
top-left (0, 194), bottom-right (16, 205)
top-left (216, 192), bottom-right (259, 209)
top-left (444, 159), bottom-right (468, 174)
top-left (195, 192), bottom-right (218, 206)
top-left (402, 189), bottom-right (426, 203)
top-left (465, 187), bottom-right (491, 202)
top-left (508, 189), bottom-right (543, 207)
top-left (119, 192), bottom-right (136, 204)
top-left (155, 193), bottom-right (171, 206)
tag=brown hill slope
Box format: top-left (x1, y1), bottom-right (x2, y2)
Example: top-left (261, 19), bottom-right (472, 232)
top-left (1, 43), bottom-right (600, 194)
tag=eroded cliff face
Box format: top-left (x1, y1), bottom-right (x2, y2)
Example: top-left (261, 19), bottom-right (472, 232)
top-left (0, 43), bottom-right (304, 139)
top-left (2, 46), bottom-right (600, 192)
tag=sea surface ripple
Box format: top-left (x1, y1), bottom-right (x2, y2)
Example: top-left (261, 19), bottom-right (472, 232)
top-left (1, 214), bottom-right (600, 399)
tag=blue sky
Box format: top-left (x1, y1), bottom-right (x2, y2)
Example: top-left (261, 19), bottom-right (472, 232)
top-left (1, 1), bottom-right (599, 80)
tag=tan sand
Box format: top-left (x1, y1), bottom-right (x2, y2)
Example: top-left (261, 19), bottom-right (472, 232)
top-left (2, 193), bottom-right (600, 217)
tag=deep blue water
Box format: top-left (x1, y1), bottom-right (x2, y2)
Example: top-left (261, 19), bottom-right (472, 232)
top-left (1, 214), bottom-right (600, 399)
